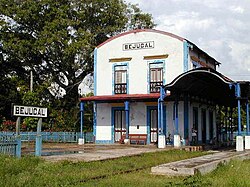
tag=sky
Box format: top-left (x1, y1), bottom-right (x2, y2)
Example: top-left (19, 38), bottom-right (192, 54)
top-left (126, 0), bottom-right (250, 81)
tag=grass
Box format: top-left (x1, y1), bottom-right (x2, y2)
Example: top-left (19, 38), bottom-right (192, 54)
top-left (0, 150), bottom-right (249, 187)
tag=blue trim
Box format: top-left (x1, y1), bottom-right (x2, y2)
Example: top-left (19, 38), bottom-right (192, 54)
top-left (125, 101), bottom-right (130, 139)
top-left (184, 95), bottom-right (189, 139)
top-left (146, 107), bottom-right (152, 145)
top-left (236, 83), bottom-right (242, 135)
top-left (147, 106), bottom-right (158, 144)
top-left (94, 48), bottom-right (97, 96)
top-left (80, 102), bottom-right (84, 139)
top-left (35, 118), bottom-right (42, 156)
top-left (183, 40), bottom-right (189, 72)
top-left (175, 101), bottom-right (179, 135)
top-left (158, 99), bottom-right (161, 134)
top-left (147, 60), bottom-right (165, 93)
top-left (148, 104), bottom-right (166, 144)
top-left (93, 102), bottom-right (97, 139)
top-left (111, 106), bottom-right (125, 143)
top-left (147, 63), bottom-right (150, 93)
top-left (163, 61), bottom-right (166, 85)
top-left (112, 63), bottom-right (129, 95)
top-left (246, 100), bottom-right (249, 135)
top-left (163, 106), bottom-right (167, 136)
top-left (112, 65), bottom-right (115, 95)
top-left (95, 140), bottom-right (113, 144)
top-left (192, 61), bottom-right (201, 69)
top-left (160, 87), bottom-right (164, 134)
top-left (16, 136), bottom-right (21, 158)
top-left (127, 63), bottom-right (129, 94)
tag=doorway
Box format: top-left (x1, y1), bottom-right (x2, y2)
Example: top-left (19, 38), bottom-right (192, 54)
top-left (149, 108), bottom-right (158, 143)
top-left (114, 109), bottom-right (126, 142)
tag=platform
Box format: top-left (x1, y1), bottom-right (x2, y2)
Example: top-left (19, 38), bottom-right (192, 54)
top-left (151, 150), bottom-right (250, 176)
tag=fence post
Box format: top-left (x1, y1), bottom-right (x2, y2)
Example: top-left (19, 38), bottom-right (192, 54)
top-left (15, 117), bottom-right (21, 158)
top-left (35, 118), bottom-right (42, 156)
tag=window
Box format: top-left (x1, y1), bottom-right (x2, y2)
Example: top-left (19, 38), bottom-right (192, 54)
top-left (150, 64), bottom-right (163, 93)
top-left (192, 61), bottom-right (200, 69)
top-left (114, 65), bottom-right (127, 94)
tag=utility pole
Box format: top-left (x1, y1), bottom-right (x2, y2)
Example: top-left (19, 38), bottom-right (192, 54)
top-left (30, 70), bottom-right (33, 92)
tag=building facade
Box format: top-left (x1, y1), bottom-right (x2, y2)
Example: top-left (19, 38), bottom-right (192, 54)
top-left (81, 29), bottom-right (224, 145)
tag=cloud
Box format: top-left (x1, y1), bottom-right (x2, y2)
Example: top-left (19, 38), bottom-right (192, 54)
top-left (127, 0), bottom-right (250, 80)
top-left (229, 6), bottom-right (244, 14)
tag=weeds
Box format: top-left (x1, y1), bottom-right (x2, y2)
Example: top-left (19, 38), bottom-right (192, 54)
top-left (0, 151), bottom-right (249, 187)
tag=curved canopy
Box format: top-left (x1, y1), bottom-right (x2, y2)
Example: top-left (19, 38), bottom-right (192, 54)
top-left (164, 68), bottom-right (237, 106)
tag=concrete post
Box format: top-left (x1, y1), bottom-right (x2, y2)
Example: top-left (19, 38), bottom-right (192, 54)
top-left (158, 87), bottom-right (166, 148)
top-left (78, 102), bottom-right (84, 145)
top-left (35, 118), bottom-right (42, 156)
top-left (174, 100), bottom-right (181, 147)
top-left (15, 117), bottom-right (21, 158)
top-left (246, 100), bottom-right (249, 135)
top-left (245, 100), bottom-right (250, 149)
top-left (236, 83), bottom-right (243, 151)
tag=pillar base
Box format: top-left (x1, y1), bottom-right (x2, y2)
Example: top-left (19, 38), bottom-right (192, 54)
top-left (78, 138), bottom-right (84, 145)
top-left (245, 136), bottom-right (250, 150)
top-left (236, 136), bottom-right (244, 151)
top-left (174, 135), bottom-right (181, 147)
top-left (158, 135), bottom-right (166, 148)
top-left (124, 139), bottom-right (130, 145)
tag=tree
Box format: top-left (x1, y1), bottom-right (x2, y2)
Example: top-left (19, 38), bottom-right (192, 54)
top-left (0, 0), bottom-right (155, 130)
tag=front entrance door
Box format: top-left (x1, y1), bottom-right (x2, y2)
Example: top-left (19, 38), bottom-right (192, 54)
top-left (149, 108), bottom-right (158, 143)
top-left (114, 110), bottom-right (126, 142)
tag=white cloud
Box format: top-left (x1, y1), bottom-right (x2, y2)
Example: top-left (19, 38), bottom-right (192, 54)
top-left (127, 0), bottom-right (250, 80)
top-left (229, 6), bottom-right (244, 14)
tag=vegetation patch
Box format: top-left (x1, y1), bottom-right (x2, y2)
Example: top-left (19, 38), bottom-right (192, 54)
top-left (0, 150), bottom-right (249, 187)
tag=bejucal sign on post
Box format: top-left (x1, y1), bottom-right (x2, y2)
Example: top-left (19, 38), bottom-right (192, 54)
top-left (123, 41), bottom-right (154, 51)
top-left (12, 105), bottom-right (48, 118)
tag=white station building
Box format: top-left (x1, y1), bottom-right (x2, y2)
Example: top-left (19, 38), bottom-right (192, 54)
top-left (80, 29), bottom-right (250, 148)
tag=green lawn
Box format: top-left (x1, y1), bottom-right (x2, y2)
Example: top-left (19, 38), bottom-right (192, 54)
top-left (0, 150), bottom-right (249, 187)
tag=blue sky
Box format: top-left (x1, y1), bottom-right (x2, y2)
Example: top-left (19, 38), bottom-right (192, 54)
top-left (127, 0), bottom-right (250, 81)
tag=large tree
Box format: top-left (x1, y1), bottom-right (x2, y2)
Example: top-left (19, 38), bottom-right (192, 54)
top-left (0, 0), bottom-right (155, 130)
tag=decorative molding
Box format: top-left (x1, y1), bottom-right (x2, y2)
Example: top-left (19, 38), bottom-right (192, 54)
top-left (109, 57), bottom-right (132, 63)
top-left (144, 54), bottom-right (168, 60)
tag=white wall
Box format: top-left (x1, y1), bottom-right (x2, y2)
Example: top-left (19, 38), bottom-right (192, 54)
top-left (166, 101), bottom-right (184, 138)
top-left (96, 103), bottom-right (112, 141)
top-left (96, 31), bottom-right (184, 96)
top-left (129, 102), bottom-right (147, 134)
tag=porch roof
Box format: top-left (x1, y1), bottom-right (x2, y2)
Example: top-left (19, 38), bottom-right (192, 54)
top-left (164, 67), bottom-right (243, 106)
top-left (80, 93), bottom-right (160, 103)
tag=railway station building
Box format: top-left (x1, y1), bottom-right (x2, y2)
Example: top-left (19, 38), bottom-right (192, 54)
top-left (80, 29), bottom-right (250, 149)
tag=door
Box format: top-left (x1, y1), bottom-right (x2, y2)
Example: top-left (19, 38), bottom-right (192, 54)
top-left (149, 109), bottom-right (158, 143)
top-left (114, 110), bottom-right (126, 142)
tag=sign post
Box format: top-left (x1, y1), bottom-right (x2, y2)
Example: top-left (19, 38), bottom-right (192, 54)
top-left (12, 105), bottom-right (48, 157)
top-left (15, 117), bottom-right (21, 158)
top-left (35, 118), bottom-right (43, 156)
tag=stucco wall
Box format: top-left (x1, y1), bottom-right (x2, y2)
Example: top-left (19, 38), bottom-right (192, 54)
top-left (129, 102), bottom-right (147, 134)
top-left (95, 31), bottom-right (184, 95)
top-left (96, 103), bottom-right (112, 141)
